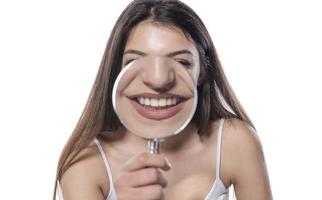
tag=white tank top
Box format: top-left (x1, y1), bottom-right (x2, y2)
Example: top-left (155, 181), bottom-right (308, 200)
top-left (57, 118), bottom-right (229, 200)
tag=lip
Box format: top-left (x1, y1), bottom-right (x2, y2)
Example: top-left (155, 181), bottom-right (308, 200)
top-left (128, 94), bottom-right (188, 120)
top-left (128, 92), bottom-right (188, 100)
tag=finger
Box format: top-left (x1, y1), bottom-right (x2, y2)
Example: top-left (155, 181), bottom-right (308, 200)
top-left (121, 152), bottom-right (171, 172)
top-left (135, 184), bottom-right (165, 200)
top-left (123, 168), bottom-right (168, 188)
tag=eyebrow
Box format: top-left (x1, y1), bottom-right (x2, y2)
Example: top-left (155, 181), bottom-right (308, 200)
top-left (123, 49), bottom-right (193, 57)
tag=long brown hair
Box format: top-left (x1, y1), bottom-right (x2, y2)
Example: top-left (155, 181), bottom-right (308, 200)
top-left (53, 0), bottom-right (254, 198)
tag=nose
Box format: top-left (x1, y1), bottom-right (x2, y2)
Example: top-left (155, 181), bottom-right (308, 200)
top-left (140, 57), bottom-right (175, 92)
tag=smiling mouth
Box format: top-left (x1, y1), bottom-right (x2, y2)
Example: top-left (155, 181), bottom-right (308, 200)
top-left (127, 93), bottom-right (189, 120)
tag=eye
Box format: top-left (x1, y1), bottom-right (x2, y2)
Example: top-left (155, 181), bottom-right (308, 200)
top-left (124, 58), bottom-right (137, 66)
top-left (177, 59), bottom-right (192, 68)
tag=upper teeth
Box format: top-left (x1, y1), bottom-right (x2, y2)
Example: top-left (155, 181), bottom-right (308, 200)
top-left (137, 97), bottom-right (179, 107)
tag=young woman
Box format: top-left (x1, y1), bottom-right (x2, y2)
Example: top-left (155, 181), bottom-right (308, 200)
top-left (54, 0), bottom-right (272, 199)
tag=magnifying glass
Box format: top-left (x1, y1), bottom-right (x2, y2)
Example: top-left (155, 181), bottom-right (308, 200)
top-left (112, 56), bottom-right (198, 154)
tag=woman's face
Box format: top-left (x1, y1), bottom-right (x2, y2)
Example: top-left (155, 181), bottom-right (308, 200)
top-left (114, 21), bottom-right (200, 139)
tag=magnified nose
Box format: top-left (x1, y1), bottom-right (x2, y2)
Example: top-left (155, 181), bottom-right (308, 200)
top-left (140, 58), bottom-right (175, 91)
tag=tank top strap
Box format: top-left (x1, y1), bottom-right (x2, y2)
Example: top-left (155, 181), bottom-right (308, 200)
top-left (94, 138), bottom-right (114, 191)
top-left (216, 118), bottom-right (225, 179)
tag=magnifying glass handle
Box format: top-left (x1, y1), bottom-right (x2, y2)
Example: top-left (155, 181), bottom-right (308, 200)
top-left (148, 139), bottom-right (160, 154)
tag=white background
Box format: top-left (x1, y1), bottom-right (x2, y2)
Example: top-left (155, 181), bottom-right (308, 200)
top-left (0, 0), bottom-right (321, 199)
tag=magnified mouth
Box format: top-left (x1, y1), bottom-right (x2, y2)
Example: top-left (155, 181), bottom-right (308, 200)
top-left (127, 93), bottom-right (189, 120)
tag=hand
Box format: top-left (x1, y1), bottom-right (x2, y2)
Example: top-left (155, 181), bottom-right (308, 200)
top-left (114, 152), bottom-right (171, 200)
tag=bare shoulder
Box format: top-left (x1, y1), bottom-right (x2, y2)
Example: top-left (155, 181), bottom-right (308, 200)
top-left (208, 117), bottom-right (261, 151)
top-left (223, 117), bottom-right (262, 153)
top-left (60, 139), bottom-right (109, 200)
top-left (222, 118), bottom-right (273, 199)
top-left (222, 117), bottom-right (265, 172)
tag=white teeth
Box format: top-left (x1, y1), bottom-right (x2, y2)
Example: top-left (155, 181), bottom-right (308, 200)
top-left (144, 98), bottom-right (150, 106)
top-left (139, 97), bottom-right (145, 105)
top-left (136, 97), bottom-right (180, 108)
top-left (151, 99), bottom-right (158, 107)
top-left (166, 98), bottom-right (172, 105)
top-left (159, 99), bottom-right (166, 107)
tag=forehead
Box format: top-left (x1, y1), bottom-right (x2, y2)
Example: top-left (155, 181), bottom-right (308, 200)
top-left (124, 21), bottom-right (198, 56)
